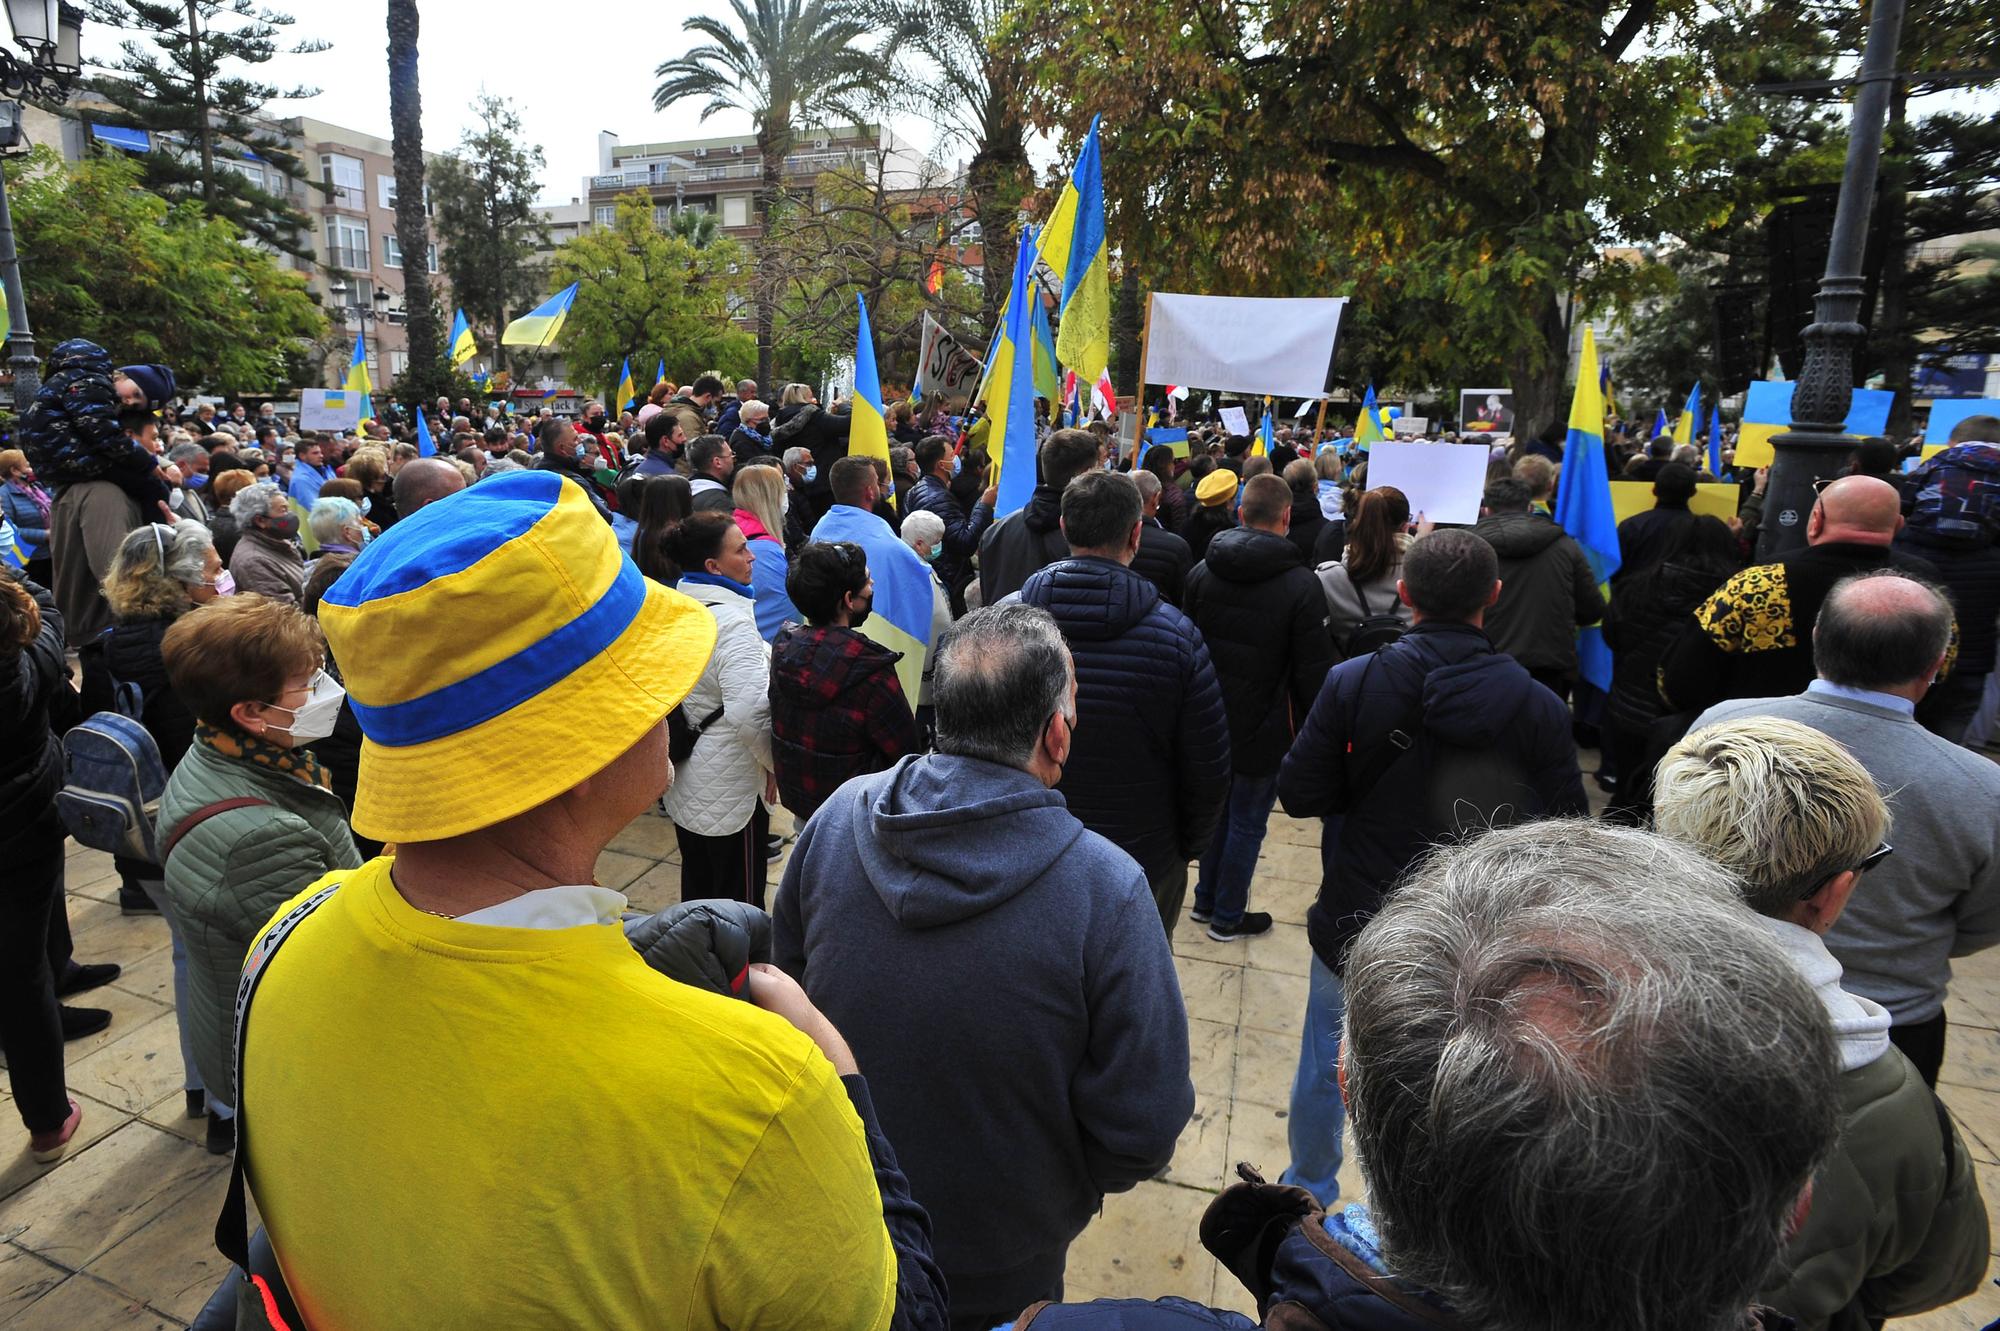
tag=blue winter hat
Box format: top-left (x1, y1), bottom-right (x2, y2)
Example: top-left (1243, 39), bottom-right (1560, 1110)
top-left (117, 364), bottom-right (176, 409)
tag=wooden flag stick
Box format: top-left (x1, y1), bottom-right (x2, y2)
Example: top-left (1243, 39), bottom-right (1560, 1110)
top-left (1133, 290), bottom-right (1153, 421)
top-left (1310, 398), bottom-right (1330, 449)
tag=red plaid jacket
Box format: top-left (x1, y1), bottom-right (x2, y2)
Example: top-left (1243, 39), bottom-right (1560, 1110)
top-left (769, 623), bottom-right (921, 820)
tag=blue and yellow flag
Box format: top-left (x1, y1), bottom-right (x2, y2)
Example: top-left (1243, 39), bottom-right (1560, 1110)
top-left (415, 406), bottom-right (436, 458)
top-left (811, 501), bottom-right (933, 711)
top-left (1256, 396), bottom-right (1273, 457)
top-left (1651, 407), bottom-right (1669, 440)
top-left (1707, 408), bottom-right (1723, 477)
top-left (1552, 326), bottom-right (1622, 693)
top-left (501, 282), bottom-right (579, 350)
top-left (1672, 383), bottom-right (1700, 448)
top-left (850, 293), bottom-right (893, 478)
top-left (616, 357), bottom-right (637, 413)
top-left (1053, 117), bottom-right (1110, 387)
top-left (449, 309), bottom-right (477, 368)
top-left (1029, 282), bottom-right (1061, 410)
top-left (1353, 385), bottom-right (1385, 451)
top-left (988, 227), bottom-right (1043, 517)
top-left (345, 332), bottom-right (374, 425)
top-left (1599, 358), bottom-right (1617, 419)
top-left (655, 357), bottom-right (667, 392)
top-left (0, 515), bottom-right (24, 571)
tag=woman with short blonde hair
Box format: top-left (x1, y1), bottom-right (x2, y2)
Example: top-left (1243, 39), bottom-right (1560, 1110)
top-left (730, 463), bottom-right (798, 640)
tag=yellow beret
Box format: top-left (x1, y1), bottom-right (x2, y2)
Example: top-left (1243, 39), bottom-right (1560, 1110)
top-left (1196, 470), bottom-right (1237, 507)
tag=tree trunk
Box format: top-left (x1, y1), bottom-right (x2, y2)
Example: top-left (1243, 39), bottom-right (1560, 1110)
top-left (755, 125), bottom-right (789, 391)
top-left (967, 138), bottom-right (1028, 335)
top-left (387, 0), bottom-right (441, 406)
top-left (1507, 283), bottom-right (1569, 445)
top-left (185, 2), bottom-right (215, 204)
top-left (1113, 263), bottom-right (1141, 395)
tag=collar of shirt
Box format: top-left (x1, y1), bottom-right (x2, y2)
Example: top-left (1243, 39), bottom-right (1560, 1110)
top-left (1806, 678), bottom-right (1916, 717)
top-left (454, 884), bottom-right (628, 930)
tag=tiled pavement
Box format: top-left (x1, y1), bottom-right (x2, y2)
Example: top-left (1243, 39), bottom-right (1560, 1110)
top-left (5, 803), bottom-right (1999, 1327)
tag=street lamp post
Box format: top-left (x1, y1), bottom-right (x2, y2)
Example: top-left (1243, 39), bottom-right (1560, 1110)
top-left (1757, 0), bottom-right (1907, 560)
top-left (0, 1), bottom-right (84, 409)
top-left (326, 277), bottom-right (391, 385)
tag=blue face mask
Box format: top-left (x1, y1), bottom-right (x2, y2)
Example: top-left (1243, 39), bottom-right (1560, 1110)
top-left (804, 465), bottom-right (818, 484)
top-left (187, 473), bottom-right (207, 488)
top-left (923, 543), bottom-right (941, 563)
top-left (951, 455), bottom-right (962, 477)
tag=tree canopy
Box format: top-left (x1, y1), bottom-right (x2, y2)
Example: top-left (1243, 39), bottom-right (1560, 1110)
top-left (431, 96), bottom-right (549, 358)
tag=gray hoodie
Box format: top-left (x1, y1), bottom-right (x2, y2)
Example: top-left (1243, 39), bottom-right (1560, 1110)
top-left (773, 752), bottom-right (1193, 1324)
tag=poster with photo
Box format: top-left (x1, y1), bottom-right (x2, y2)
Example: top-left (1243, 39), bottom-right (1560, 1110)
top-left (1459, 389), bottom-right (1514, 434)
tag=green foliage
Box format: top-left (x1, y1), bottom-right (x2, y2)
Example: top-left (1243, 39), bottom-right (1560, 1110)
top-left (7, 146), bottom-right (327, 390)
top-left (548, 194), bottom-right (755, 396)
top-left (78, 0), bottom-right (327, 259)
top-left (431, 96), bottom-right (550, 354)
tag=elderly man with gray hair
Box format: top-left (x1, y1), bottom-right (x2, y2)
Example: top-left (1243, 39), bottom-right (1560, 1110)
top-left (165, 441), bottom-right (212, 524)
top-left (1655, 715), bottom-right (1987, 1330)
top-left (1128, 467), bottom-right (1193, 606)
top-left (774, 602), bottom-right (1192, 1331)
top-left (1695, 570), bottom-right (2000, 1087)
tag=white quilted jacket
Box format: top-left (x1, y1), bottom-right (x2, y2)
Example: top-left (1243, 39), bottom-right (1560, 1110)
top-left (660, 579), bottom-right (774, 836)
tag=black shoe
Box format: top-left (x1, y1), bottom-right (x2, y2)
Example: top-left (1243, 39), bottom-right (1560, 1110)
top-left (1593, 769), bottom-right (1618, 793)
top-left (59, 1005), bottom-right (111, 1041)
top-left (205, 1112), bottom-right (234, 1156)
top-left (118, 887), bottom-right (160, 916)
top-left (185, 1090), bottom-right (206, 1120)
top-left (1207, 911), bottom-right (1275, 942)
top-left (1189, 905), bottom-right (1213, 924)
top-left (54, 961), bottom-right (121, 998)
top-left (764, 834), bottom-right (786, 864)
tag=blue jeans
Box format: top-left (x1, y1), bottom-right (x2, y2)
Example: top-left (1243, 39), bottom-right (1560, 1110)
top-left (1193, 772), bottom-right (1280, 928)
top-left (1282, 955), bottom-right (1346, 1207)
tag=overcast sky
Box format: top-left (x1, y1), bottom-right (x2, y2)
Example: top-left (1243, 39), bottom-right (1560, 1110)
top-left (79, 1), bottom-right (957, 206)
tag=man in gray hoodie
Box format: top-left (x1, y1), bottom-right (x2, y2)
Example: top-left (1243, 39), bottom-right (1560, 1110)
top-left (774, 601), bottom-right (1193, 1331)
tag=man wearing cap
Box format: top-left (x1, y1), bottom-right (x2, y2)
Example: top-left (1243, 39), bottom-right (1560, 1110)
top-left (238, 471), bottom-right (945, 1328)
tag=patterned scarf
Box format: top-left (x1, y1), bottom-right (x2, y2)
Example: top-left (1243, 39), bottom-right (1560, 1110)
top-left (196, 723), bottom-right (332, 792)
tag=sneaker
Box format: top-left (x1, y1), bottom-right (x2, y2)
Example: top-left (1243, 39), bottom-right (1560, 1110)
top-left (1189, 905), bottom-right (1213, 924)
top-left (184, 1090), bottom-right (206, 1121)
top-left (1207, 911), bottom-right (1274, 942)
top-left (206, 1112), bottom-right (235, 1156)
top-left (29, 1100), bottom-right (82, 1163)
top-left (59, 1006), bottom-right (111, 1042)
top-left (763, 834), bottom-right (785, 864)
top-left (118, 887), bottom-right (160, 916)
top-left (54, 961), bottom-right (121, 998)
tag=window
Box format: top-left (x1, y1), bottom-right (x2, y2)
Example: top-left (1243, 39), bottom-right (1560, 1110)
top-left (593, 205), bottom-right (616, 227)
top-left (426, 244), bottom-right (439, 274)
top-left (320, 153), bottom-right (363, 190)
top-left (722, 195), bottom-right (750, 228)
top-left (383, 234), bottom-right (402, 269)
top-left (325, 218), bottom-right (369, 271)
top-left (653, 203), bottom-right (674, 229)
top-left (379, 175), bottom-right (396, 209)
top-left (330, 277), bottom-right (373, 312)
top-left (390, 350), bottom-right (410, 376)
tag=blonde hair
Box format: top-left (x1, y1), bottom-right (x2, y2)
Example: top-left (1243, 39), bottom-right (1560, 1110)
top-left (211, 469), bottom-right (256, 508)
top-left (104, 522), bottom-right (214, 620)
top-left (344, 447), bottom-right (389, 492)
top-left (0, 448), bottom-right (25, 477)
top-left (780, 382), bottom-right (814, 408)
top-left (1513, 454), bottom-right (1558, 501)
top-left (1655, 716), bottom-right (1889, 915)
top-left (731, 463), bottom-right (786, 538)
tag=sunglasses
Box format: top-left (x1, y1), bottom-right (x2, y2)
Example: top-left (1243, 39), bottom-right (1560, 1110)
top-left (1801, 841), bottom-right (1893, 899)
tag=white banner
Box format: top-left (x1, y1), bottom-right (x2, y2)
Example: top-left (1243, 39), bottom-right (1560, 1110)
top-left (1143, 294), bottom-right (1347, 399)
top-left (915, 312), bottom-right (983, 401)
top-left (298, 389), bottom-right (361, 430)
top-left (1218, 406), bottom-right (1250, 436)
top-left (1366, 442), bottom-right (1489, 526)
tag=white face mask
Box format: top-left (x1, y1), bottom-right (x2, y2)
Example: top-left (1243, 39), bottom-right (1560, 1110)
top-left (263, 669), bottom-right (346, 744)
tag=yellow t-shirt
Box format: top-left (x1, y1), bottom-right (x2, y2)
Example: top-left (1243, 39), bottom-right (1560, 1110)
top-left (244, 858), bottom-right (895, 1329)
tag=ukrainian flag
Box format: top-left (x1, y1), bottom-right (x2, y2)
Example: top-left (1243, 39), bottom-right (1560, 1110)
top-left (416, 406), bottom-right (437, 457)
top-left (1552, 327), bottom-right (1621, 693)
top-left (850, 293), bottom-right (893, 479)
top-left (656, 358), bottom-right (667, 392)
top-left (1672, 383), bottom-right (1700, 448)
top-left (0, 515), bottom-right (23, 571)
top-left (1651, 407), bottom-right (1669, 440)
top-left (345, 332), bottom-right (373, 425)
top-left (616, 357), bottom-right (637, 413)
top-left (502, 282), bottom-right (579, 350)
top-left (449, 309), bottom-right (477, 368)
top-left (1353, 385), bottom-right (1385, 451)
top-left (1029, 282), bottom-right (1061, 411)
top-left (1707, 407), bottom-right (1723, 477)
top-left (810, 504), bottom-right (933, 712)
top-left (1256, 396), bottom-right (1273, 456)
top-left (1053, 117), bottom-right (1110, 387)
top-left (987, 227), bottom-right (1042, 518)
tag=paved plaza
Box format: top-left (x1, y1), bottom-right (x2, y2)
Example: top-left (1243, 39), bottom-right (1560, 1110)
top-left (3, 801), bottom-right (1998, 1327)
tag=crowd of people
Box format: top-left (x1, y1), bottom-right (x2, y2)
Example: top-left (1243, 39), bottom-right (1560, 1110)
top-left (1, 336), bottom-right (1997, 1331)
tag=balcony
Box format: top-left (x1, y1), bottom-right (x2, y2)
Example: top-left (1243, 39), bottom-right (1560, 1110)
top-left (322, 184), bottom-right (367, 211)
top-left (326, 246), bottom-right (370, 271)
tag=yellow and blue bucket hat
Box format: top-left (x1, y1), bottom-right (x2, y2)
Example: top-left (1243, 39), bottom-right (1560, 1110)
top-left (319, 470), bottom-right (716, 843)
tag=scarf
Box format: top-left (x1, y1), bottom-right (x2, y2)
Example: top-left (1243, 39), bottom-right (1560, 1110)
top-left (679, 570), bottom-right (754, 599)
top-left (8, 478), bottom-right (52, 523)
top-left (197, 722), bottom-right (333, 793)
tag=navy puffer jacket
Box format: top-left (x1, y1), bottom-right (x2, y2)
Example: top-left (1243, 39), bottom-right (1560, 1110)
top-left (1017, 557), bottom-right (1230, 879)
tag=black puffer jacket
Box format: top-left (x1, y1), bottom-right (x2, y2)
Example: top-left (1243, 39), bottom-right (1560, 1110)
top-left (1132, 520), bottom-right (1192, 608)
top-left (978, 485), bottom-right (1071, 606)
top-left (104, 615), bottom-right (199, 772)
top-left (0, 573), bottom-right (68, 859)
top-left (1601, 560), bottom-right (1733, 734)
top-left (1184, 528), bottom-right (1334, 775)
top-left (772, 403), bottom-right (851, 521)
top-left (907, 474), bottom-right (992, 595)
top-left (1472, 511), bottom-right (1606, 676)
top-left (1279, 622), bottom-right (1587, 969)
top-left (1895, 531), bottom-right (2000, 678)
top-left (1018, 557), bottom-right (1230, 879)
top-left (1287, 499), bottom-right (1330, 567)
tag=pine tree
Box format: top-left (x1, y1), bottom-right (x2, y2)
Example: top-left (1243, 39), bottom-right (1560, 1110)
top-left (430, 96), bottom-right (548, 362)
top-left (79, 1), bottom-right (327, 260)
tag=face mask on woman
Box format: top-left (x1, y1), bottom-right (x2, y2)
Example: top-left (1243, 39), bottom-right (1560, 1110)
top-left (208, 570), bottom-right (237, 597)
top-left (264, 512), bottom-right (299, 539)
top-left (262, 669), bottom-right (346, 744)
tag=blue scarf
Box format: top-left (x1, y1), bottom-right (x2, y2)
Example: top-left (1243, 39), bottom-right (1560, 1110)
top-left (1323, 1204), bottom-right (1389, 1274)
top-left (679, 570), bottom-right (753, 599)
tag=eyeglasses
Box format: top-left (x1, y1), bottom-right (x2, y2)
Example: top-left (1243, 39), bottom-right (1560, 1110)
top-left (1801, 841), bottom-right (1893, 899)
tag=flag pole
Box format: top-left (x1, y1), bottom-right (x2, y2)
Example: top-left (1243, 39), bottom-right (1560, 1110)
top-left (1132, 289), bottom-right (1153, 430)
top-left (1310, 398), bottom-right (1329, 449)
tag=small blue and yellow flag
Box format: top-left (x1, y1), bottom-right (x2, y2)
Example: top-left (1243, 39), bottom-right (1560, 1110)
top-left (449, 309), bottom-right (477, 368)
top-left (1053, 116), bottom-right (1110, 387)
top-left (988, 227), bottom-right (1043, 517)
top-left (1651, 407), bottom-right (1669, 440)
top-left (502, 282), bottom-right (579, 350)
top-left (1353, 385), bottom-right (1385, 451)
top-left (656, 357), bottom-right (667, 392)
top-left (345, 332), bottom-right (374, 425)
top-left (850, 293), bottom-right (893, 479)
top-left (1672, 383), bottom-right (1700, 448)
top-left (1256, 397), bottom-right (1273, 456)
top-left (1553, 327), bottom-right (1622, 693)
top-left (1708, 406), bottom-right (1724, 477)
top-left (616, 357), bottom-right (637, 413)
top-left (415, 407), bottom-right (436, 458)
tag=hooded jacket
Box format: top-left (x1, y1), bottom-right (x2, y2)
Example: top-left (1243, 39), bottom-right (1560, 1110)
top-left (1471, 510), bottom-right (1605, 677)
top-left (773, 753), bottom-right (1192, 1326)
top-left (1279, 621), bottom-right (1587, 970)
top-left (1184, 528), bottom-right (1334, 775)
top-left (769, 622), bottom-right (920, 820)
top-left (978, 484), bottom-right (1072, 606)
top-left (773, 402), bottom-right (851, 521)
top-left (659, 577), bottom-right (773, 837)
top-left (1017, 557), bottom-right (1231, 880)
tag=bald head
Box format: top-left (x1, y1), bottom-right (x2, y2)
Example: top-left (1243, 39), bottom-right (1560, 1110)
top-left (1813, 570), bottom-right (1954, 697)
top-left (391, 456), bottom-right (468, 516)
top-left (1809, 475), bottom-right (1903, 546)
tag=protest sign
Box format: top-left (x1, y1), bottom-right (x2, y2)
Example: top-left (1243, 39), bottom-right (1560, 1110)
top-left (1142, 294), bottom-right (1347, 399)
top-left (1609, 481), bottom-right (1738, 527)
top-left (1366, 441), bottom-right (1488, 525)
top-left (299, 389), bottom-right (362, 430)
top-left (1218, 405), bottom-right (1250, 436)
top-left (1736, 381), bottom-right (1895, 468)
top-left (1393, 415), bottom-right (1427, 437)
top-left (1459, 389), bottom-right (1514, 434)
top-left (1923, 398), bottom-right (2000, 459)
top-left (915, 311), bottom-right (983, 402)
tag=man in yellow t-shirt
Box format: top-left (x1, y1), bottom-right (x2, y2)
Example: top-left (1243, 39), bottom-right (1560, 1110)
top-left (233, 470), bottom-right (944, 1328)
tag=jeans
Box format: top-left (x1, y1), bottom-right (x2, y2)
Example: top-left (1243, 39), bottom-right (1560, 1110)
top-left (1282, 955), bottom-right (1347, 1207)
top-left (138, 878), bottom-right (209, 1108)
top-left (1194, 772), bottom-right (1280, 928)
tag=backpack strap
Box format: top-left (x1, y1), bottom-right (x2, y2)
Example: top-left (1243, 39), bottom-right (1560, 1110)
top-left (162, 798), bottom-right (272, 864)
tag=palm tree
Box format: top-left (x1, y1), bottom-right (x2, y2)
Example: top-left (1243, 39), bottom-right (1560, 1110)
top-left (872, 0), bottom-right (1030, 335)
top-left (670, 207), bottom-right (722, 249)
top-left (387, 0), bottom-right (441, 404)
top-left (654, 0), bottom-right (888, 389)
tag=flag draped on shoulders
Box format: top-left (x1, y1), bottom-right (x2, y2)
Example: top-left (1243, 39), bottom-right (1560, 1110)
top-left (810, 502), bottom-right (933, 711)
top-left (1552, 327), bottom-right (1621, 693)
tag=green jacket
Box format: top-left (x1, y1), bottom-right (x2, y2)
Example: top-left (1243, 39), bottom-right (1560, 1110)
top-left (1759, 1045), bottom-right (1988, 1330)
top-left (156, 734), bottom-right (361, 1104)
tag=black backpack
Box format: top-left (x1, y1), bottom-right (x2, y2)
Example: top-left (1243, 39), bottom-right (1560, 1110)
top-left (1343, 584), bottom-right (1408, 657)
top-left (1345, 653), bottom-right (1538, 844)
top-left (666, 702), bottom-right (725, 764)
